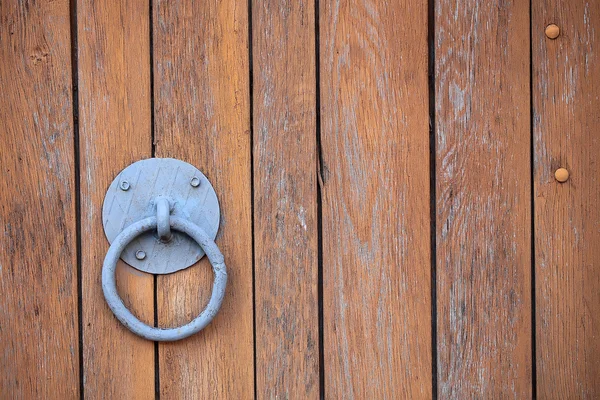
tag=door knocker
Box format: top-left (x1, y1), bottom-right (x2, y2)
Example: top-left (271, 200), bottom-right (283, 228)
top-left (101, 158), bottom-right (226, 341)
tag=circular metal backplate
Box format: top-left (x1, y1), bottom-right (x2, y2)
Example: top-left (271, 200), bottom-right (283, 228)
top-left (102, 158), bottom-right (220, 274)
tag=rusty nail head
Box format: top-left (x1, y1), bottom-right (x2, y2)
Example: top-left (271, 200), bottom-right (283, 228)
top-left (545, 24), bottom-right (560, 39)
top-left (555, 168), bottom-right (569, 183)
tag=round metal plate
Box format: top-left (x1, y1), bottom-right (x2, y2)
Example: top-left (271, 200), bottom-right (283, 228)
top-left (102, 158), bottom-right (220, 274)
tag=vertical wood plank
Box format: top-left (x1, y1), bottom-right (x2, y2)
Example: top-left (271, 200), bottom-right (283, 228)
top-left (253, 0), bottom-right (319, 398)
top-left (533, 1), bottom-right (600, 397)
top-left (153, 0), bottom-right (253, 398)
top-left (78, 0), bottom-right (154, 397)
top-left (0, 1), bottom-right (79, 397)
top-left (320, 0), bottom-right (431, 397)
top-left (435, 0), bottom-right (532, 397)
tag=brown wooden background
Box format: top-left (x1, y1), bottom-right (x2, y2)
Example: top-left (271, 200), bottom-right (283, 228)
top-left (1, 0), bottom-right (598, 398)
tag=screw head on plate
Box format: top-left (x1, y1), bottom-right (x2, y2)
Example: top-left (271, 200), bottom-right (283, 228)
top-left (120, 181), bottom-right (130, 191)
top-left (135, 250), bottom-right (146, 260)
top-left (190, 177), bottom-right (201, 187)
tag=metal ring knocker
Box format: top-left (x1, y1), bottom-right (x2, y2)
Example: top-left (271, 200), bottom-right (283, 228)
top-left (101, 158), bottom-right (226, 341)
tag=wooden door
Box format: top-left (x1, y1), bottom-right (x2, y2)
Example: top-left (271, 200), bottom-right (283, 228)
top-left (1, 0), bottom-right (598, 398)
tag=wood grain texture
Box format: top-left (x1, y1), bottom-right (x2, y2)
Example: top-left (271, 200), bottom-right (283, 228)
top-left (533, 1), bottom-right (600, 397)
top-left (253, 0), bottom-right (319, 398)
top-left (435, 0), bottom-right (532, 397)
top-left (153, 0), bottom-right (253, 398)
top-left (0, 0), bottom-right (79, 397)
top-left (77, 0), bottom-right (154, 397)
top-left (320, 0), bottom-right (431, 398)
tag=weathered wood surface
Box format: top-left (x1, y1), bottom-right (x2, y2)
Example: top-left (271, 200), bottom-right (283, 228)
top-left (153, 0), bottom-right (254, 397)
top-left (77, 0), bottom-right (155, 397)
top-left (0, 0), bottom-right (80, 397)
top-left (5, 0), bottom-right (600, 397)
top-left (253, 0), bottom-right (319, 398)
top-left (435, 0), bottom-right (532, 397)
top-left (320, 0), bottom-right (432, 397)
top-left (533, 1), bottom-right (600, 397)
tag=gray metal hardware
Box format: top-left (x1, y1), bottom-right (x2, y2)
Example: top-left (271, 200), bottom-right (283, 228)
top-left (101, 158), bottom-right (226, 341)
top-left (102, 158), bottom-right (220, 274)
top-left (156, 196), bottom-right (172, 242)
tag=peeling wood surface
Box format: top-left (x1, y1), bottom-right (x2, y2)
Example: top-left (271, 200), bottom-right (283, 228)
top-left (533, 0), bottom-right (600, 397)
top-left (253, 0), bottom-right (319, 398)
top-left (152, 0), bottom-right (254, 398)
top-left (0, 0), bottom-right (80, 397)
top-left (435, 0), bottom-right (532, 397)
top-left (77, 0), bottom-right (155, 397)
top-left (320, 0), bottom-right (432, 397)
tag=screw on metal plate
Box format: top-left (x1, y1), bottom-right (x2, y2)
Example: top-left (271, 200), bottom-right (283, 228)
top-left (101, 158), bottom-right (226, 341)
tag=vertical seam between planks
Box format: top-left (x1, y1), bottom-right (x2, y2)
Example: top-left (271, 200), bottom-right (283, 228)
top-left (428, 0), bottom-right (438, 397)
top-left (149, 0), bottom-right (160, 398)
top-left (529, 0), bottom-right (537, 397)
top-left (150, 0), bottom-right (156, 159)
top-left (247, 0), bottom-right (257, 398)
top-left (69, 0), bottom-right (84, 397)
top-left (314, 0), bottom-right (325, 398)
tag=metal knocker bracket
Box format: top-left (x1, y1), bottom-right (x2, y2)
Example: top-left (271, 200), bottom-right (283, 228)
top-left (101, 158), bottom-right (226, 341)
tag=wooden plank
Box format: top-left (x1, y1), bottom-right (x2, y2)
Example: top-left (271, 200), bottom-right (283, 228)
top-left (77, 0), bottom-right (155, 397)
top-left (435, 0), bottom-right (532, 397)
top-left (252, 0), bottom-right (319, 397)
top-left (533, 1), bottom-right (600, 397)
top-left (152, 0), bottom-right (253, 398)
top-left (320, 0), bottom-right (431, 397)
top-left (0, 1), bottom-right (79, 398)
